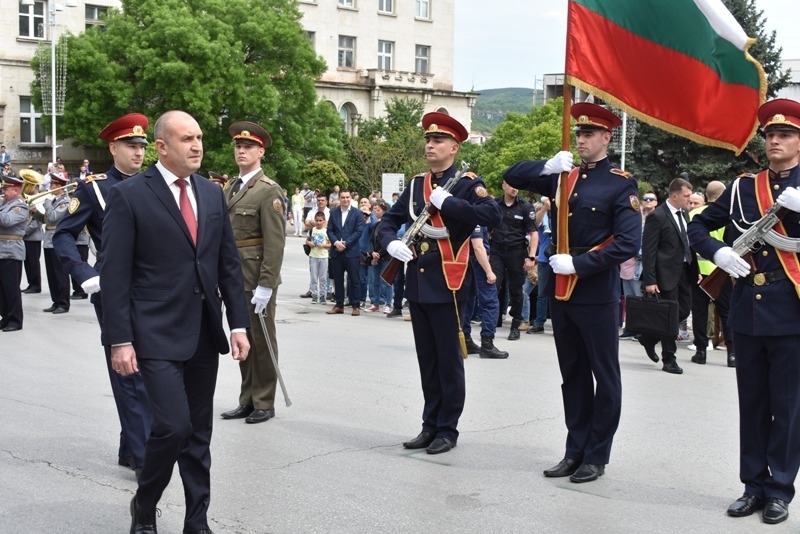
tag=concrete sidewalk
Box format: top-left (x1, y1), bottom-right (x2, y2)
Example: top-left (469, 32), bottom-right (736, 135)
top-left (0, 237), bottom-right (788, 533)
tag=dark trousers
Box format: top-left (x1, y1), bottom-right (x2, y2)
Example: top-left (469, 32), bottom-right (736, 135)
top-left (136, 308), bottom-right (219, 532)
top-left (0, 259), bottom-right (23, 328)
top-left (71, 244), bottom-right (90, 293)
top-left (734, 332), bottom-right (800, 503)
top-left (331, 255), bottom-right (361, 309)
top-left (23, 240), bottom-right (41, 290)
top-left (534, 261), bottom-right (551, 328)
top-left (409, 300), bottom-right (466, 442)
top-left (92, 301), bottom-right (151, 468)
top-left (43, 248), bottom-right (70, 309)
top-left (551, 299), bottom-right (622, 465)
top-left (392, 263), bottom-right (405, 310)
top-left (691, 276), bottom-right (732, 353)
top-left (463, 260), bottom-right (498, 339)
top-left (489, 247), bottom-right (526, 322)
top-left (638, 263), bottom-right (692, 362)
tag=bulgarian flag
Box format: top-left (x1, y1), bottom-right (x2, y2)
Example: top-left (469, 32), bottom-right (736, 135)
top-left (565, 0), bottom-right (767, 155)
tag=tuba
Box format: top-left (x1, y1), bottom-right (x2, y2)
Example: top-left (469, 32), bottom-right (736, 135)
top-left (19, 169), bottom-right (44, 197)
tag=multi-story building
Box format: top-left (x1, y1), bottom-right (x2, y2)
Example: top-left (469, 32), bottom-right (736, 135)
top-left (297, 0), bottom-right (477, 135)
top-left (2, 1), bottom-right (115, 171)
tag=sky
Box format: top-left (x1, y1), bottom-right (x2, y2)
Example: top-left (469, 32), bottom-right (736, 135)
top-left (453, 0), bottom-right (800, 92)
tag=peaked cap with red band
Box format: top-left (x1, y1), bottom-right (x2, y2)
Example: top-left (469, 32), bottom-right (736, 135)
top-left (758, 98), bottom-right (800, 133)
top-left (228, 121), bottom-right (273, 148)
top-left (99, 113), bottom-right (149, 144)
top-left (422, 112), bottom-right (469, 143)
top-left (571, 102), bottom-right (622, 132)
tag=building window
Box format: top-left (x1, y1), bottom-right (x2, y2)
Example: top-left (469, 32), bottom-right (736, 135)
top-left (378, 40), bottom-right (393, 71)
top-left (85, 5), bottom-right (109, 29)
top-left (19, 1), bottom-right (46, 39)
top-left (20, 97), bottom-right (46, 144)
top-left (338, 35), bottom-right (356, 68)
top-left (415, 45), bottom-right (430, 74)
top-left (306, 31), bottom-right (315, 50)
top-left (415, 0), bottom-right (430, 19)
top-left (378, 0), bottom-right (393, 14)
top-left (339, 0), bottom-right (355, 8)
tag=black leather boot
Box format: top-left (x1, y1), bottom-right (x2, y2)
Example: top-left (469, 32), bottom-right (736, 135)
top-left (480, 337), bottom-right (509, 359)
top-left (464, 335), bottom-right (481, 355)
top-left (691, 350), bottom-right (707, 364)
top-left (727, 351), bottom-right (736, 368)
top-left (508, 318), bottom-right (521, 340)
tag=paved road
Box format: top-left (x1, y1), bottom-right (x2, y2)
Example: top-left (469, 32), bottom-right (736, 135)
top-left (0, 235), bottom-right (790, 533)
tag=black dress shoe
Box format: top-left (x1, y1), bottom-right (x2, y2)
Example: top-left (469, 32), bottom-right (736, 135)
top-left (245, 408), bottom-right (276, 424)
top-left (300, 291), bottom-right (312, 298)
top-left (386, 309), bottom-right (403, 318)
top-left (22, 287), bottom-right (41, 294)
top-left (569, 463), bottom-right (605, 483)
top-left (728, 353), bottom-right (736, 368)
top-left (2, 325), bottom-right (21, 332)
top-left (690, 351), bottom-right (706, 364)
top-left (426, 437), bottom-right (456, 454)
top-left (662, 360), bottom-right (684, 374)
top-left (118, 456), bottom-right (136, 470)
top-left (402, 431), bottom-right (435, 449)
top-left (184, 530), bottom-right (214, 534)
top-left (763, 498), bottom-right (789, 524)
top-left (220, 405), bottom-right (254, 420)
top-left (52, 307), bottom-right (69, 314)
top-left (639, 340), bottom-right (659, 363)
top-left (43, 304), bottom-right (58, 312)
top-left (71, 292), bottom-right (88, 300)
top-left (727, 493), bottom-right (764, 517)
top-left (543, 457), bottom-right (580, 477)
top-left (130, 496), bottom-right (158, 534)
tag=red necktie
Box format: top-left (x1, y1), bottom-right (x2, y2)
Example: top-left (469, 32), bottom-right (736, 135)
top-left (175, 178), bottom-right (197, 245)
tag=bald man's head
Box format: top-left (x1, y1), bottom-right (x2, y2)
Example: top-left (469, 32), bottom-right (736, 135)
top-left (705, 181), bottom-right (726, 202)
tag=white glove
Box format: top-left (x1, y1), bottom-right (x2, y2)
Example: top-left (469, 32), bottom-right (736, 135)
top-left (549, 254), bottom-right (576, 274)
top-left (542, 151), bottom-right (574, 175)
top-left (777, 187), bottom-right (800, 213)
top-left (429, 187), bottom-right (452, 209)
top-left (251, 285), bottom-right (273, 315)
top-left (81, 276), bottom-right (101, 295)
top-left (386, 240), bottom-right (413, 262)
top-left (713, 247), bottom-right (751, 278)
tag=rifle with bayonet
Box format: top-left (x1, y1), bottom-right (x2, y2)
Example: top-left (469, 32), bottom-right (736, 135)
top-left (381, 161), bottom-right (470, 285)
top-left (700, 202), bottom-right (787, 299)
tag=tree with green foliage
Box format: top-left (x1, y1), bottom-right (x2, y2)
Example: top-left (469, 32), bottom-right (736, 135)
top-left (478, 98), bottom-right (574, 194)
top-left (30, 0), bottom-right (345, 185)
top-left (343, 98), bottom-right (428, 195)
top-left (301, 160), bottom-right (349, 197)
top-left (627, 0), bottom-right (790, 194)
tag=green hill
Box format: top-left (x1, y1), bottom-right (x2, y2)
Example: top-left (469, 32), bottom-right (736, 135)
top-left (471, 87), bottom-right (538, 133)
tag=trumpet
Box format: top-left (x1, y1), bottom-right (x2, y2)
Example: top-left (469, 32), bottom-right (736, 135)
top-left (25, 182), bottom-right (78, 207)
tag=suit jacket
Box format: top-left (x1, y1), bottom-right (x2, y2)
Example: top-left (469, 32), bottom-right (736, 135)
top-left (327, 205), bottom-right (365, 259)
top-left (641, 201), bottom-right (694, 291)
top-left (226, 169), bottom-right (285, 290)
top-left (100, 164), bottom-right (249, 360)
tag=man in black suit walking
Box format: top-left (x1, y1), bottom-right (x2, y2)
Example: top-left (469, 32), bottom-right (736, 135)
top-left (639, 177), bottom-right (696, 374)
top-left (101, 110), bottom-right (251, 534)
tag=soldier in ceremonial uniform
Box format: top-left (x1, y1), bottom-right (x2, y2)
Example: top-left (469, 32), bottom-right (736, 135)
top-left (380, 112), bottom-right (502, 454)
top-left (688, 98), bottom-right (800, 525)
top-left (502, 103), bottom-right (640, 482)
top-left (22, 189), bottom-right (43, 294)
top-left (0, 175), bottom-right (28, 332)
top-left (219, 121), bottom-right (286, 425)
top-left (53, 113), bottom-right (151, 477)
top-left (41, 172), bottom-right (72, 314)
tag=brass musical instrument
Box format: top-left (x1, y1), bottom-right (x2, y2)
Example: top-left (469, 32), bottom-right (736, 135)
top-left (25, 182), bottom-right (78, 207)
top-left (19, 169), bottom-right (44, 196)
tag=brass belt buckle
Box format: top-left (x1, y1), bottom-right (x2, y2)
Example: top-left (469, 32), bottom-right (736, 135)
top-left (753, 273), bottom-right (766, 286)
top-left (419, 242), bottom-right (430, 255)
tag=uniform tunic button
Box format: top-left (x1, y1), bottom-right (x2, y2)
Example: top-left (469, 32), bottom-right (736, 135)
top-left (762, 250), bottom-right (769, 256)
top-left (591, 207), bottom-right (596, 211)
top-left (419, 268), bottom-right (425, 273)
top-left (774, 185), bottom-right (780, 190)
top-left (573, 193), bottom-right (578, 197)
top-left (568, 212), bottom-right (573, 217)
top-left (755, 294), bottom-right (762, 300)
top-left (194, 287), bottom-right (201, 294)
top-left (581, 174), bottom-right (587, 179)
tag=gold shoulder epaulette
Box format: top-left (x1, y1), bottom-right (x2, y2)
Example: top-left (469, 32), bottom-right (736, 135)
top-left (737, 172), bottom-right (756, 179)
top-left (463, 172), bottom-right (478, 180)
top-left (610, 168), bottom-right (633, 178)
top-left (259, 175), bottom-right (277, 186)
top-left (83, 173), bottom-right (107, 183)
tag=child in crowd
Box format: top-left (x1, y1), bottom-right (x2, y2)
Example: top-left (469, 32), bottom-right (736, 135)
top-left (307, 212), bottom-right (331, 303)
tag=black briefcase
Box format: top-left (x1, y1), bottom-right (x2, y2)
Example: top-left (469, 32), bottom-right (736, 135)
top-left (625, 294), bottom-right (679, 338)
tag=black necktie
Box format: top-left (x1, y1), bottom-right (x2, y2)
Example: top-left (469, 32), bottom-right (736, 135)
top-left (232, 178), bottom-right (243, 194)
top-left (677, 210), bottom-right (691, 263)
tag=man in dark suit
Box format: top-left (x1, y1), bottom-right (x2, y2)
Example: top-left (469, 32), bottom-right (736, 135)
top-left (101, 110), bottom-right (250, 534)
top-left (639, 177), bottom-right (695, 374)
top-left (54, 113), bottom-right (153, 478)
top-left (326, 188), bottom-right (365, 316)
